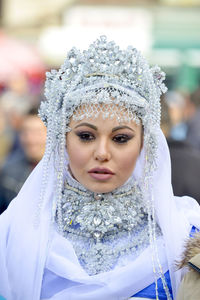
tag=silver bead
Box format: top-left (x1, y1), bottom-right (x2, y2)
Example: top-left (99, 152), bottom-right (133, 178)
top-left (113, 216), bottom-right (122, 224)
top-left (94, 193), bottom-right (103, 201)
top-left (93, 216), bottom-right (102, 226)
top-left (93, 231), bottom-right (102, 239)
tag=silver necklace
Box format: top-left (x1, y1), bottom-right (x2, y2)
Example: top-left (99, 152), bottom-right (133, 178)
top-left (57, 177), bottom-right (161, 275)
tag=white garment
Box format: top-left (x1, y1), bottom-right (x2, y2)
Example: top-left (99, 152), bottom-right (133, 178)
top-left (40, 227), bottom-right (168, 299)
top-left (0, 130), bottom-right (200, 300)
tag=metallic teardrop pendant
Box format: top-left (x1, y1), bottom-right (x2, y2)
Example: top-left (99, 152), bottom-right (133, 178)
top-left (93, 231), bottom-right (102, 239)
top-left (93, 216), bottom-right (102, 226)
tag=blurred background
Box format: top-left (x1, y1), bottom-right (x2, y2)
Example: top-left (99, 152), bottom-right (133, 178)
top-left (1, 0), bottom-right (200, 213)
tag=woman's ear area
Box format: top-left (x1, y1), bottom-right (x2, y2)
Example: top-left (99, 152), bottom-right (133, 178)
top-left (140, 134), bottom-right (144, 151)
top-left (65, 131), bottom-right (68, 140)
top-left (65, 133), bottom-right (68, 148)
top-left (139, 124), bottom-right (144, 151)
top-left (65, 129), bottom-right (72, 146)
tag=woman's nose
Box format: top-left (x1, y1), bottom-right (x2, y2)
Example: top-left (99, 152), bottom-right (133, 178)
top-left (94, 139), bottom-right (111, 162)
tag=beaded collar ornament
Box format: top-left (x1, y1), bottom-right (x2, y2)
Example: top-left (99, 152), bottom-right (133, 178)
top-left (59, 171), bottom-right (162, 276)
top-left (38, 36), bottom-right (171, 299)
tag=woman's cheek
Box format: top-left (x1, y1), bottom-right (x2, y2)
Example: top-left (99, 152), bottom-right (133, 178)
top-left (69, 146), bottom-right (89, 169)
top-left (120, 149), bottom-right (140, 173)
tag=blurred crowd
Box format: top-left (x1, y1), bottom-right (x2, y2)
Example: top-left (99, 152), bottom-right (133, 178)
top-left (0, 74), bottom-right (46, 213)
top-left (1, 72), bottom-right (200, 214)
top-left (161, 87), bottom-right (200, 203)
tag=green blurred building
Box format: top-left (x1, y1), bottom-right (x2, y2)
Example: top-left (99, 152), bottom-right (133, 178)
top-left (151, 5), bottom-right (200, 92)
top-left (1, 0), bottom-right (200, 91)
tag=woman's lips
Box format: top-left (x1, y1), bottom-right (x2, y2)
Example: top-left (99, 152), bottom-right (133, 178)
top-left (88, 168), bottom-right (115, 181)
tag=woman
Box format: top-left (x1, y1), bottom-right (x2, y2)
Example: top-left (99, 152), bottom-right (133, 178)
top-left (0, 36), bottom-right (200, 300)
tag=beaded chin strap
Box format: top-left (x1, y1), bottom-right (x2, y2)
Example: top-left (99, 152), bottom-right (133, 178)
top-left (38, 36), bottom-right (171, 299)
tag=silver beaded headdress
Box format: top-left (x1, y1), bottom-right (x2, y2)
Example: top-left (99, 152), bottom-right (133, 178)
top-left (38, 36), bottom-right (170, 298)
top-left (40, 35), bottom-right (166, 135)
top-left (40, 36), bottom-right (166, 169)
top-left (39, 34), bottom-right (167, 218)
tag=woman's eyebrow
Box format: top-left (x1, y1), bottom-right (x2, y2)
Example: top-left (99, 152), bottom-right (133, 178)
top-left (74, 123), bottom-right (97, 130)
top-left (112, 125), bottom-right (135, 132)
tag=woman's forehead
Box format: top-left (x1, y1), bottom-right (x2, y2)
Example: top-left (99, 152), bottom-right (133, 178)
top-left (69, 114), bottom-right (141, 132)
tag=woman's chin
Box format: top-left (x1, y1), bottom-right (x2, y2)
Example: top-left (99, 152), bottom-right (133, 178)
top-left (82, 181), bottom-right (125, 194)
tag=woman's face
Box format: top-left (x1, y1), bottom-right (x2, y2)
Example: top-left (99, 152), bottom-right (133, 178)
top-left (66, 114), bottom-right (143, 193)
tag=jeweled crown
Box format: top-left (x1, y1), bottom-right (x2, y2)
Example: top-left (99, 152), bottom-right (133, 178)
top-left (39, 35), bottom-right (168, 183)
top-left (39, 35), bottom-right (167, 130)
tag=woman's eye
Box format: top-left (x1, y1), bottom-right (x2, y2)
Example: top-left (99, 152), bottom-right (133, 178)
top-left (76, 132), bottom-right (95, 142)
top-left (112, 134), bottom-right (132, 144)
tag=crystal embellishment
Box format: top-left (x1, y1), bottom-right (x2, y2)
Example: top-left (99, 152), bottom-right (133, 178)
top-left (93, 216), bottom-right (102, 226)
top-left (57, 178), bottom-right (162, 275)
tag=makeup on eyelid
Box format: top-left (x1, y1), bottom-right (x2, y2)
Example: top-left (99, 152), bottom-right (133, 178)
top-left (75, 130), bottom-right (134, 144)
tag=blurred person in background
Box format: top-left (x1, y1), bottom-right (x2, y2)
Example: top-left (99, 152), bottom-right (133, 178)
top-left (164, 90), bottom-right (188, 141)
top-left (0, 75), bottom-right (31, 164)
top-left (176, 231), bottom-right (200, 300)
top-left (161, 94), bottom-right (200, 204)
top-left (0, 106), bottom-right (11, 166)
top-left (0, 108), bottom-right (46, 214)
top-left (185, 87), bottom-right (200, 150)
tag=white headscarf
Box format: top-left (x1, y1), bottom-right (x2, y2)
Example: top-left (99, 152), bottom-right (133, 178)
top-left (0, 129), bottom-right (200, 300)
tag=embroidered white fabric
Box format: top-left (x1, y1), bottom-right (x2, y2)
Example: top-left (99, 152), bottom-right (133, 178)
top-left (0, 130), bottom-right (200, 300)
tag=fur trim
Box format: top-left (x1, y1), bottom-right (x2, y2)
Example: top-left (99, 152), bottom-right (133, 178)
top-left (178, 232), bottom-right (200, 269)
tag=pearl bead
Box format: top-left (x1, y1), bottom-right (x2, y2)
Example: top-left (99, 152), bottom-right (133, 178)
top-left (94, 193), bottom-right (104, 201)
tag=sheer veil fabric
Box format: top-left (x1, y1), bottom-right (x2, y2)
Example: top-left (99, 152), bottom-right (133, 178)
top-left (0, 130), bottom-right (200, 300)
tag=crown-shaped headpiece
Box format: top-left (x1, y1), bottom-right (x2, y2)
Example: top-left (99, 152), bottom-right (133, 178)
top-left (39, 35), bottom-right (168, 189)
top-left (39, 35), bottom-right (167, 134)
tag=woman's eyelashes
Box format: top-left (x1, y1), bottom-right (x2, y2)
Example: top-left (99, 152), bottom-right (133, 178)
top-left (76, 131), bottom-right (95, 142)
top-left (75, 131), bottom-right (133, 144)
top-left (112, 134), bottom-right (133, 144)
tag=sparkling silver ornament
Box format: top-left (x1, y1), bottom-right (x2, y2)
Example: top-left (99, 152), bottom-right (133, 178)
top-left (57, 176), bottom-right (162, 275)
